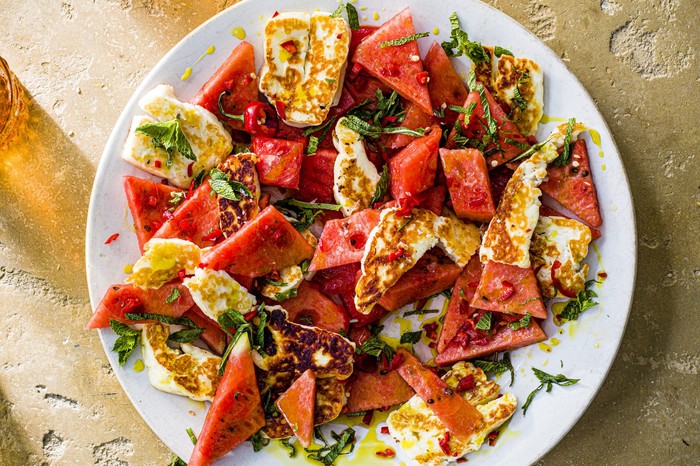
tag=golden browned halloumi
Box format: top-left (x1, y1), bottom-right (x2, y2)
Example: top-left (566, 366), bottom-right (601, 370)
top-left (434, 209), bottom-right (481, 267)
top-left (126, 238), bottom-right (201, 290)
top-left (386, 362), bottom-right (516, 466)
top-left (252, 307), bottom-right (355, 380)
top-left (530, 215), bottom-right (592, 298)
top-left (216, 152), bottom-right (261, 238)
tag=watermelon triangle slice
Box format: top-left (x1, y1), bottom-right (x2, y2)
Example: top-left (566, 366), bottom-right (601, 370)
top-left (469, 260), bottom-right (546, 319)
top-left (540, 139), bottom-right (602, 227)
top-left (352, 8), bottom-right (433, 114)
top-left (123, 176), bottom-right (183, 253)
top-left (275, 369), bottom-right (317, 448)
top-left (423, 41), bottom-right (469, 125)
top-left (188, 333), bottom-right (266, 466)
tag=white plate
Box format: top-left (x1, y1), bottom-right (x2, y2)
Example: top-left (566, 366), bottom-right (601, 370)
top-left (85, 1), bottom-right (637, 464)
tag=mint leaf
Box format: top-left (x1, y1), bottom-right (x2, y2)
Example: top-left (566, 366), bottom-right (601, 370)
top-left (509, 313), bottom-right (532, 331)
top-left (370, 164), bottom-right (390, 205)
top-left (380, 32), bottom-right (430, 48)
top-left (209, 168), bottom-right (253, 201)
top-left (164, 287), bottom-right (181, 304)
top-left (135, 119), bottom-right (195, 165)
top-left (110, 319), bottom-right (140, 366)
top-left (475, 312), bottom-right (492, 331)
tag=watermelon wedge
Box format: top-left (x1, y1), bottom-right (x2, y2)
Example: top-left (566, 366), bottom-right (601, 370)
top-left (389, 125), bottom-right (441, 199)
top-left (384, 100), bottom-right (437, 149)
top-left (202, 206), bottom-right (314, 276)
top-left (434, 319), bottom-right (547, 366)
top-left (446, 86), bottom-right (530, 169)
top-left (123, 176), bottom-right (183, 253)
top-left (281, 281), bottom-right (350, 333)
top-left (470, 261), bottom-right (546, 318)
top-left (86, 282), bottom-right (193, 329)
top-left (152, 182), bottom-right (220, 248)
top-left (189, 333), bottom-right (265, 466)
top-left (339, 291), bottom-right (387, 328)
top-left (191, 41), bottom-right (258, 132)
top-left (396, 349), bottom-right (483, 442)
top-left (540, 139), bottom-right (602, 227)
top-left (344, 368), bottom-right (415, 413)
top-left (423, 41), bottom-right (469, 125)
top-left (437, 255), bottom-right (483, 353)
top-left (184, 306), bottom-right (227, 356)
top-left (440, 148), bottom-right (496, 222)
top-left (352, 8), bottom-right (433, 114)
top-left (309, 209), bottom-right (381, 271)
top-left (252, 137), bottom-right (304, 189)
top-left (275, 369), bottom-right (317, 448)
top-left (293, 148), bottom-right (338, 203)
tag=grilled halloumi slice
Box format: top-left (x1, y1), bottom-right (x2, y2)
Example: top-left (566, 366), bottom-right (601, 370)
top-left (386, 362), bottom-right (516, 466)
top-left (434, 209), bottom-right (481, 268)
top-left (141, 322), bottom-right (221, 401)
top-left (480, 141), bottom-right (558, 268)
top-left (333, 117), bottom-right (381, 216)
top-left (259, 12), bottom-right (311, 108)
top-left (122, 84), bottom-right (232, 188)
top-left (548, 120), bottom-right (587, 150)
top-left (261, 265), bottom-right (304, 301)
top-left (530, 215), bottom-right (592, 298)
top-left (126, 238), bottom-right (201, 290)
top-left (354, 208), bottom-right (439, 314)
top-left (285, 13), bottom-right (351, 126)
top-left (183, 267), bottom-right (256, 321)
top-left (252, 307), bottom-right (355, 380)
top-left (216, 152), bottom-right (261, 238)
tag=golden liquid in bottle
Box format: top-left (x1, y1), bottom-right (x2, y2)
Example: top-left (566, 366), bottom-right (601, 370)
top-left (0, 56), bottom-right (28, 149)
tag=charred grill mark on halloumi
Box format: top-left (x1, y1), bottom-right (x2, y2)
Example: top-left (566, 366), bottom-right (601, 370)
top-left (530, 215), bottom-right (592, 298)
top-left (216, 152), bottom-right (261, 238)
top-left (252, 307), bottom-right (355, 380)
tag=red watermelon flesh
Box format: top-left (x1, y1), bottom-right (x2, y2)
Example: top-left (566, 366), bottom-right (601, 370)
top-left (378, 254), bottom-right (461, 312)
top-left (344, 368), bottom-right (415, 413)
top-left (352, 8), bottom-right (433, 114)
top-left (470, 261), bottom-right (547, 318)
top-left (202, 206), bottom-right (314, 277)
top-left (396, 349), bottom-right (483, 442)
top-left (439, 148), bottom-right (496, 222)
top-left (349, 25), bottom-right (378, 58)
top-left (423, 41), bottom-right (470, 125)
top-left (281, 281), bottom-right (350, 333)
top-left (389, 125), bottom-right (442, 199)
top-left (188, 334), bottom-right (265, 466)
top-left (384, 99), bottom-right (437, 149)
top-left (309, 209), bottom-right (381, 271)
top-left (383, 185), bottom-right (446, 216)
top-left (446, 86), bottom-right (530, 169)
top-left (123, 176), bottom-right (183, 253)
top-left (275, 369), bottom-right (317, 449)
top-left (86, 282), bottom-right (193, 329)
top-left (339, 291), bottom-right (387, 327)
top-left (437, 255), bottom-right (483, 353)
top-left (541, 139), bottom-right (602, 227)
top-left (313, 262), bottom-right (361, 296)
top-left (489, 166), bottom-right (514, 208)
top-left (184, 306), bottom-right (227, 356)
top-left (152, 181), bottom-right (220, 248)
top-left (293, 148), bottom-right (338, 204)
top-left (191, 41), bottom-right (258, 132)
top-left (434, 318), bottom-right (547, 366)
top-left (252, 137), bottom-right (304, 189)
top-left (344, 73), bottom-right (392, 109)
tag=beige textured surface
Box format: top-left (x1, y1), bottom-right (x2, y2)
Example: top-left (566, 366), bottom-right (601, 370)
top-left (0, 0), bottom-right (698, 465)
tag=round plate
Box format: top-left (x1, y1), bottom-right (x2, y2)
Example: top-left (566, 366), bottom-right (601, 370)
top-left (85, 1), bottom-right (637, 464)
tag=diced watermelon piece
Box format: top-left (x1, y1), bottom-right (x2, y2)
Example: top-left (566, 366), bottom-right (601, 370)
top-left (396, 349), bottom-right (483, 442)
top-left (389, 126), bottom-right (441, 199)
top-left (423, 41), bottom-right (469, 125)
top-left (440, 148), bottom-right (496, 222)
top-left (275, 369), bottom-right (317, 448)
top-left (434, 319), bottom-right (547, 366)
top-left (540, 204), bottom-right (601, 240)
top-left (202, 206), bottom-right (314, 276)
top-left (184, 306), bottom-right (227, 356)
top-left (383, 185), bottom-right (446, 216)
top-left (352, 8), bottom-right (432, 114)
top-left (313, 262), bottom-right (361, 296)
top-left (191, 41), bottom-right (258, 132)
top-left (489, 166), bottom-right (514, 208)
top-left (292, 149), bottom-right (338, 203)
top-left (252, 137), bottom-right (304, 189)
top-left (309, 209), bottom-right (381, 271)
top-left (344, 368), bottom-right (415, 413)
top-left (446, 86), bottom-right (530, 169)
top-left (437, 255), bottom-right (483, 353)
top-left (86, 282), bottom-right (193, 329)
top-left (384, 100), bottom-right (437, 149)
top-left (123, 176), bottom-right (183, 253)
top-left (344, 74), bottom-right (392, 109)
top-left (470, 261), bottom-right (546, 318)
top-left (349, 25), bottom-right (378, 58)
top-left (188, 333), bottom-right (265, 466)
top-left (540, 139), bottom-right (602, 227)
top-left (378, 254), bottom-right (461, 311)
top-left (152, 182), bottom-right (220, 248)
top-left (339, 291), bottom-right (387, 327)
top-left (281, 281), bottom-right (350, 333)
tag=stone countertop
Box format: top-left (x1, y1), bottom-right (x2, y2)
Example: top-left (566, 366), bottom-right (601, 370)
top-left (0, 0), bottom-right (697, 465)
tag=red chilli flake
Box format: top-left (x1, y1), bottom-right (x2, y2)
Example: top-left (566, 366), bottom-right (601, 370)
top-left (274, 100), bottom-right (287, 120)
top-left (154, 160), bottom-right (162, 169)
top-left (456, 374), bottom-right (475, 392)
top-left (202, 229), bottom-right (223, 242)
top-left (456, 458), bottom-right (468, 463)
top-left (272, 10), bottom-right (279, 17)
top-left (416, 71), bottom-right (430, 85)
top-left (104, 233), bottom-right (119, 245)
top-left (423, 322), bottom-right (439, 340)
top-left (381, 115), bottom-right (398, 126)
top-left (375, 448), bottom-right (396, 458)
top-left (598, 271), bottom-right (608, 278)
top-left (487, 430), bottom-right (500, 447)
top-left (361, 410), bottom-right (374, 426)
top-left (551, 260), bottom-right (577, 298)
top-left (499, 280), bottom-right (515, 301)
top-left (187, 162), bottom-right (194, 178)
top-left (146, 196), bottom-right (158, 208)
top-left (349, 62), bottom-right (364, 81)
top-left (386, 247), bottom-right (405, 263)
top-left (439, 432), bottom-right (451, 456)
top-left (380, 426), bottom-right (390, 435)
top-left (177, 269), bottom-right (186, 281)
top-left (280, 40), bottom-right (297, 54)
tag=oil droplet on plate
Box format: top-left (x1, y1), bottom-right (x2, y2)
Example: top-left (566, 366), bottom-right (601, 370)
top-left (360, 6), bottom-right (368, 11)
top-left (589, 128), bottom-right (602, 147)
top-left (433, 27), bottom-right (440, 35)
top-left (550, 338), bottom-right (560, 346)
top-left (133, 359), bottom-right (145, 372)
top-left (594, 343), bottom-right (600, 348)
top-left (123, 263), bottom-right (134, 274)
top-left (602, 163), bottom-right (607, 171)
top-left (231, 26), bottom-right (246, 40)
top-left (181, 67), bottom-right (193, 81)
top-left (538, 342), bottom-right (552, 353)
top-left (373, 12), bottom-right (380, 20)
top-left (540, 114), bottom-right (566, 124)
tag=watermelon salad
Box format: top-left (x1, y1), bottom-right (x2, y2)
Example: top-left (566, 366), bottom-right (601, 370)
top-left (88, 4), bottom-right (606, 466)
